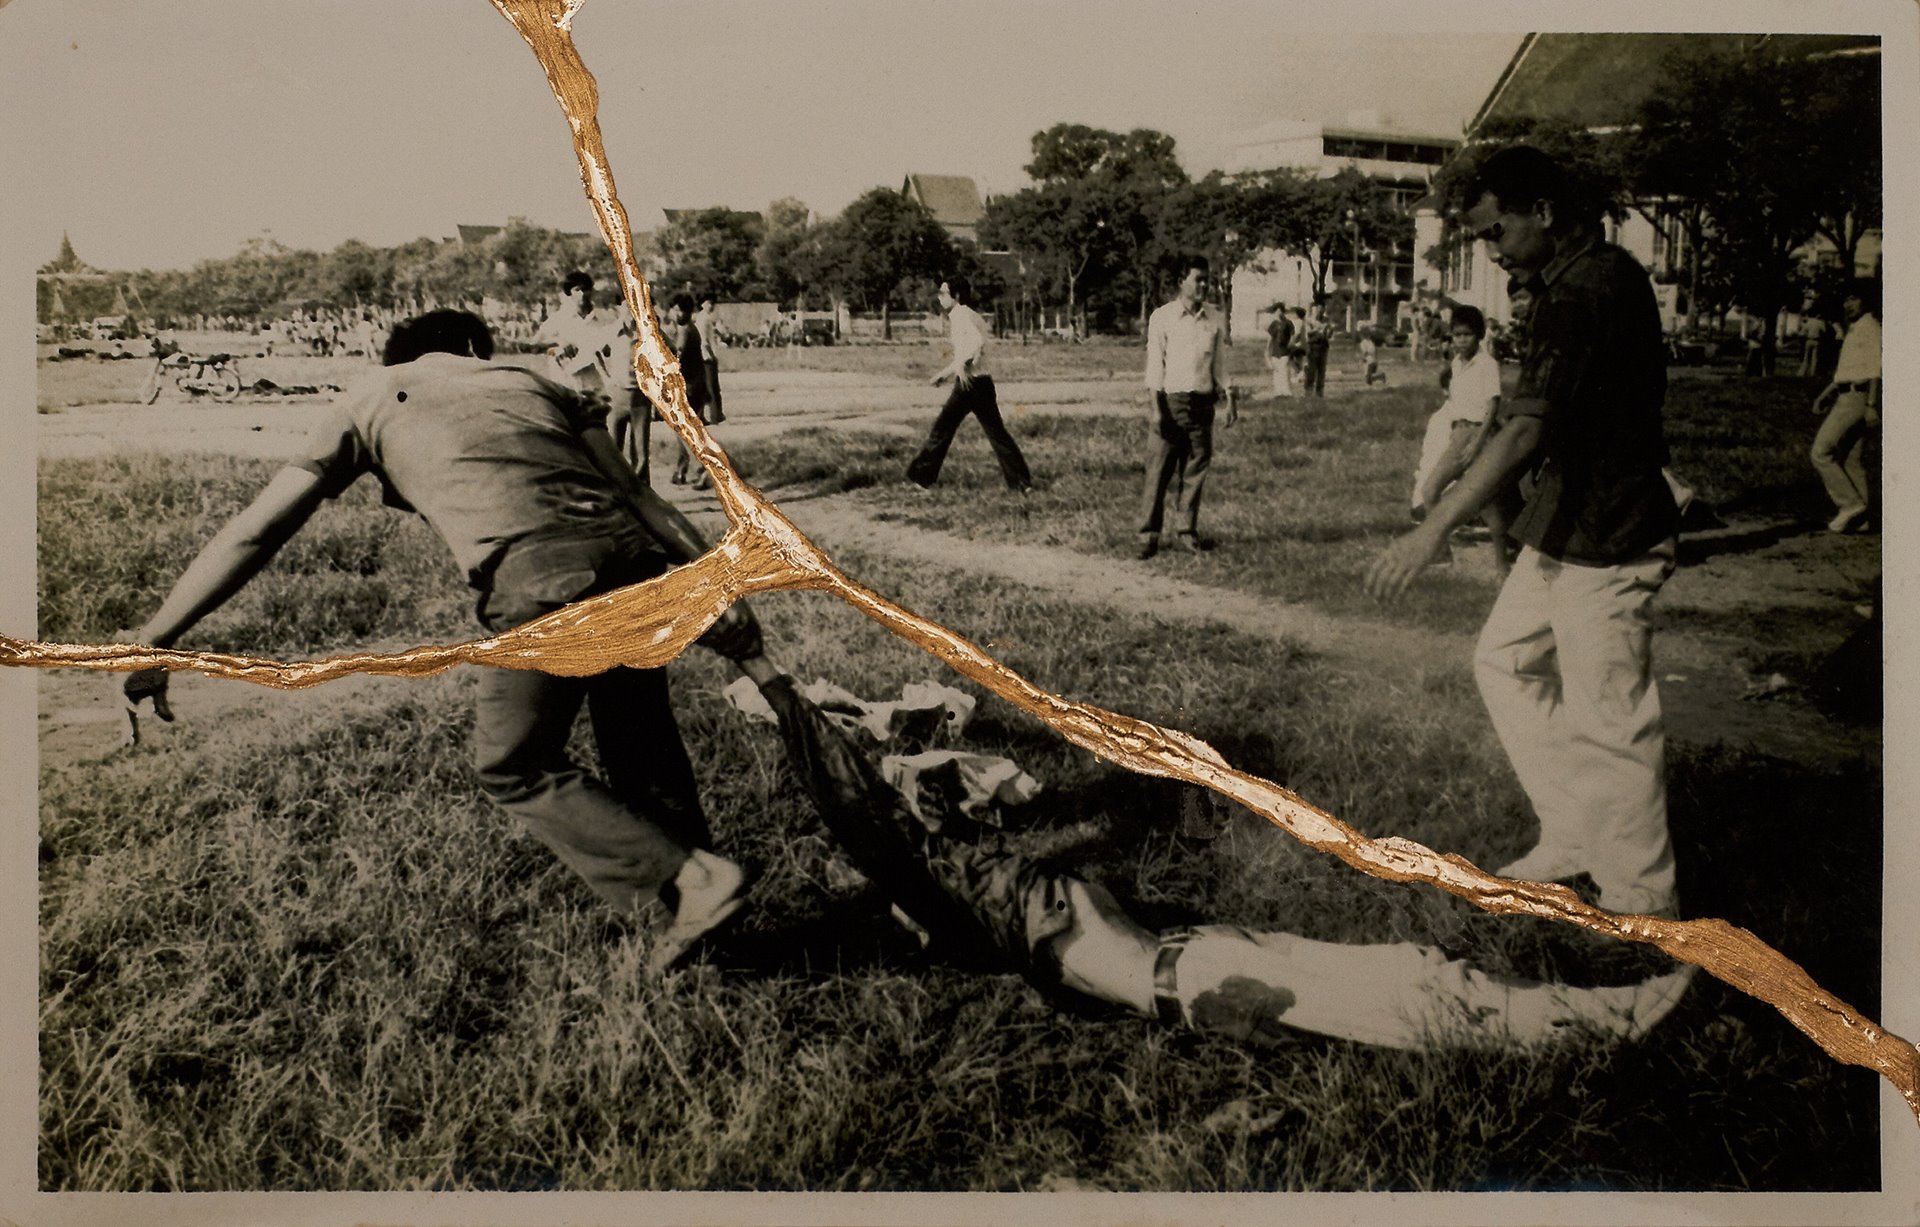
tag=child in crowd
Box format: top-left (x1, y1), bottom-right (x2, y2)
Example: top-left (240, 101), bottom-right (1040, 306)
top-left (1358, 330), bottom-right (1386, 387)
top-left (1409, 305), bottom-right (1512, 573)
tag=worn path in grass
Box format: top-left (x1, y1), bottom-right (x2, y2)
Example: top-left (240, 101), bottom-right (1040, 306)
top-left (663, 477), bottom-right (1881, 776)
top-left (37, 352), bottom-right (1880, 779)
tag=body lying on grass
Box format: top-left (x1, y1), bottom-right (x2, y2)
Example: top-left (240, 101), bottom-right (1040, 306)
top-left (737, 670), bottom-right (1694, 1053)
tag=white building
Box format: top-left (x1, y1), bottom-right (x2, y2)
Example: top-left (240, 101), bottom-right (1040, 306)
top-left (1223, 112), bottom-right (1458, 336)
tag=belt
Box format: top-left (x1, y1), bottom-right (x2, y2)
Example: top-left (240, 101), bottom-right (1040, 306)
top-left (1836, 379), bottom-right (1877, 393)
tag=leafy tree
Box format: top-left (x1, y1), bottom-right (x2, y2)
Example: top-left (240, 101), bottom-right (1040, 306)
top-left (816, 187), bottom-right (954, 339)
top-left (1625, 44), bottom-right (1880, 361)
top-left (652, 207), bottom-right (767, 301)
top-left (756, 196), bottom-right (814, 308)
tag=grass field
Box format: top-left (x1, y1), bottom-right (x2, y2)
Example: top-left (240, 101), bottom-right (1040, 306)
top-left (36, 360), bottom-right (1883, 1191)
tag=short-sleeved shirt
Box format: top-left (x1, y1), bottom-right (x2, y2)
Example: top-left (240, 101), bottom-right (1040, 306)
top-left (1443, 349), bottom-right (1502, 426)
top-left (1500, 235), bottom-right (1677, 565)
top-left (290, 353), bottom-right (655, 586)
top-left (1832, 315), bottom-right (1880, 384)
top-left (1145, 299), bottom-right (1223, 395)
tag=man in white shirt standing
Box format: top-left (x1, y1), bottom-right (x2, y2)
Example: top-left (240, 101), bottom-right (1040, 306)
top-left (1139, 256), bottom-right (1226, 559)
top-left (906, 275), bottom-right (1035, 493)
top-left (535, 271), bottom-right (616, 397)
top-left (693, 296), bottom-right (727, 426)
top-left (1809, 278), bottom-right (1881, 533)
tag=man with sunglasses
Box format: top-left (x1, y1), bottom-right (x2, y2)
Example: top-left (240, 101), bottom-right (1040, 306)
top-left (1365, 145), bottom-right (1680, 918)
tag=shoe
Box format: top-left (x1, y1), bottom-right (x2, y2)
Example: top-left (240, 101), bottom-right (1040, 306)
top-left (1136, 537), bottom-right (1159, 560)
top-left (1171, 533), bottom-right (1216, 553)
top-left (647, 850), bottom-right (750, 976)
top-left (690, 473), bottom-right (711, 491)
top-left (670, 471), bottom-right (688, 486)
top-left (1827, 504), bottom-right (1867, 534)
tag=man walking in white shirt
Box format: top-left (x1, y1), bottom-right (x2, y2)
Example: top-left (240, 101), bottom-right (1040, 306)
top-left (1138, 257), bottom-right (1225, 559)
top-left (535, 271), bottom-right (616, 397)
top-left (906, 275), bottom-right (1035, 493)
top-left (1808, 278), bottom-right (1881, 533)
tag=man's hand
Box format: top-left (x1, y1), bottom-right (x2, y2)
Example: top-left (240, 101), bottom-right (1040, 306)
top-left (697, 600), bottom-right (765, 662)
top-left (954, 368), bottom-right (974, 392)
top-left (1146, 392), bottom-right (1163, 425)
top-left (929, 371), bottom-right (949, 387)
top-left (117, 666), bottom-right (175, 747)
top-left (1363, 523), bottom-right (1449, 603)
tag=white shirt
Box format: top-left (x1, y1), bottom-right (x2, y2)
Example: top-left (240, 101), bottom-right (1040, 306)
top-left (693, 309), bottom-right (725, 369)
top-left (1145, 298), bottom-right (1223, 395)
top-left (1833, 315), bottom-right (1880, 384)
top-left (946, 302), bottom-right (991, 377)
top-left (1443, 349), bottom-right (1503, 425)
top-left (535, 307), bottom-right (615, 387)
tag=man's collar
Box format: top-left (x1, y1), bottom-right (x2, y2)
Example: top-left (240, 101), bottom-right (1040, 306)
top-left (1174, 298), bottom-right (1208, 317)
top-left (1538, 229), bottom-right (1601, 290)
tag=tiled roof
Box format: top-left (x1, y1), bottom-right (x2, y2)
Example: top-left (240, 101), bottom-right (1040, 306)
top-left (902, 175), bottom-right (986, 227)
top-left (1472, 32), bottom-right (1881, 133)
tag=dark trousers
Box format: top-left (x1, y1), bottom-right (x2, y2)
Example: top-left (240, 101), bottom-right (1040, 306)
top-left (1138, 391), bottom-right (1215, 539)
top-left (609, 388), bottom-right (651, 485)
top-left (1304, 348), bottom-right (1329, 396)
top-left (906, 375), bottom-right (1034, 490)
top-left (472, 540), bottom-right (707, 916)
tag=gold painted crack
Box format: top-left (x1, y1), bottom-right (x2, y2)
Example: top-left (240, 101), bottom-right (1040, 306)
top-left (8, 0), bottom-right (1914, 1130)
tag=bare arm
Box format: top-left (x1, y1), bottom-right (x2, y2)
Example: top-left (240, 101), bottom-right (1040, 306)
top-left (135, 466), bottom-right (330, 648)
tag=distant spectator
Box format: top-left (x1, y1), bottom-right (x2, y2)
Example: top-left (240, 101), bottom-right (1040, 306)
top-left (1358, 331), bottom-right (1386, 388)
top-left (1264, 307), bottom-right (1296, 398)
top-left (534, 271), bottom-right (616, 398)
top-left (1301, 307), bottom-right (1331, 397)
top-left (1409, 305), bottom-right (1512, 575)
top-left (1809, 278), bottom-right (1881, 534)
top-left (693, 297), bottom-right (726, 426)
top-left (664, 293), bottom-right (712, 488)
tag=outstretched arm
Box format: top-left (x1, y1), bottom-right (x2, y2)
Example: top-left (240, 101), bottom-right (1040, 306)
top-left (1364, 415), bottom-right (1540, 602)
top-left (135, 466), bottom-right (330, 648)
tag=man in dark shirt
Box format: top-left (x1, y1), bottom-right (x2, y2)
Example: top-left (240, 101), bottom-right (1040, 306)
top-left (1365, 146), bottom-right (1680, 917)
top-left (120, 310), bottom-right (772, 971)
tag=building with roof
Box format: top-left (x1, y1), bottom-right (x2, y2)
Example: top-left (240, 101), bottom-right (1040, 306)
top-left (902, 174), bottom-right (988, 244)
top-left (1426, 32), bottom-right (1882, 330)
top-left (1223, 114), bottom-right (1460, 334)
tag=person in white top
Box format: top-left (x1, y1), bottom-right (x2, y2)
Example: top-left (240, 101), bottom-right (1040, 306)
top-left (1138, 256), bottom-right (1226, 559)
top-left (1410, 306), bottom-right (1513, 575)
top-left (1809, 278), bottom-right (1881, 533)
top-left (904, 275), bottom-right (1035, 492)
top-left (534, 271), bottom-right (617, 397)
top-left (692, 297), bottom-right (727, 427)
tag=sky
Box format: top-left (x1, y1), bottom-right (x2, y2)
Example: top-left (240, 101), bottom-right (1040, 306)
top-left (0, 0), bottom-right (1526, 271)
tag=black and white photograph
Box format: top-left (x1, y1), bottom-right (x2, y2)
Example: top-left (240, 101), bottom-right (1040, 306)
top-left (3, 0), bottom-right (1915, 1220)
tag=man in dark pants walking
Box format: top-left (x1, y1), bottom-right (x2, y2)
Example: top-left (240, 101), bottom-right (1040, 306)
top-left (906, 275), bottom-right (1035, 493)
top-left (1137, 256), bottom-right (1225, 559)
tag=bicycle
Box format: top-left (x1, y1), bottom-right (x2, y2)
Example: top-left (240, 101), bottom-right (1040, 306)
top-left (140, 351), bottom-right (244, 404)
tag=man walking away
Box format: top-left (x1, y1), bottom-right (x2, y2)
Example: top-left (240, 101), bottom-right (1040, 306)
top-left (905, 275), bottom-right (1035, 493)
top-left (1364, 146), bottom-right (1681, 918)
top-left (1138, 256), bottom-right (1224, 559)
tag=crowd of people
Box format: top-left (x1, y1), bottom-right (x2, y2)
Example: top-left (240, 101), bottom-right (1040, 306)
top-left (111, 145), bottom-right (1880, 1058)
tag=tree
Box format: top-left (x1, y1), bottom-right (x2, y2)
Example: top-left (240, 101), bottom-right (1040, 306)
top-left (1018, 123), bottom-right (1187, 332)
top-left (1626, 44), bottom-right (1880, 363)
top-left (652, 208), bottom-right (767, 301)
top-left (756, 196), bottom-right (814, 308)
top-left (820, 188), bottom-right (955, 339)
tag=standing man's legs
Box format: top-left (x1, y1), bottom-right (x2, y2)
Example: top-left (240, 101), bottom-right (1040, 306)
top-left (1811, 390), bottom-right (1871, 527)
top-left (1137, 392), bottom-right (1187, 552)
top-left (1168, 392), bottom-right (1215, 540)
top-left (966, 376), bottom-right (1035, 491)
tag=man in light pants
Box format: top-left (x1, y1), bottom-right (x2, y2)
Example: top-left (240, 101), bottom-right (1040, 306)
top-left (1365, 146), bottom-right (1681, 917)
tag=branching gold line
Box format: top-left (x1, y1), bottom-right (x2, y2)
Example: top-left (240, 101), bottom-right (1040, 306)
top-left (9, 0), bottom-right (1911, 1129)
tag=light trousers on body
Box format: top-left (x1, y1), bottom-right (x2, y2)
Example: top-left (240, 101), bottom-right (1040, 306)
top-left (1267, 356), bottom-right (1294, 397)
top-left (1473, 541), bottom-right (1678, 911)
top-left (1810, 389), bottom-right (1873, 517)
